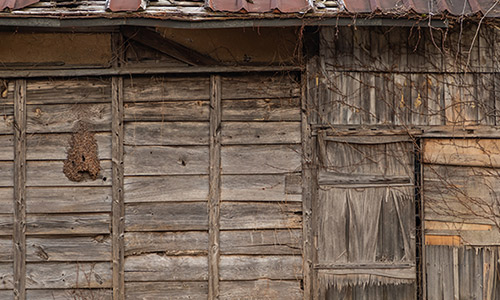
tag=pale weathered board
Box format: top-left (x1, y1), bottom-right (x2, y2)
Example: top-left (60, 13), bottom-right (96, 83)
top-left (26, 78), bottom-right (111, 105)
top-left (124, 175), bottom-right (208, 203)
top-left (124, 231), bottom-right (207, 256)
top-left (0, 162), bottom-right (13, 187)
top-left (222, 98), bottom-right (300, 121)
top-left (125, 281), bottom-right (207, 300)
top-left (124, 146), bottom-right (208, 176)
top-left (221, 145), bottom-right (301, 174)
top-left (0, 116), bottom-right (13, 135)
top-left (124, 254), bottom-right (207, 281)
top-left (220, 202), bottom-right (301, 230)
top-left (124, 122), bottom-right (209, 146)
top-left (123, 76), bottom-right (209, 102)
top-left (424, 138), bottom-right (500, 167)
top-left (0, 135), bottom-right (13, 160)
top-left (0, 263), bottom-right (13, 289)
top-left (221, 174), bottom-right (301, 202)
top-left (26, 213), bottom-right (110, 235)
top-left (26, 160), bottom-right (111, 187)
top-left (220, 280), bottom-right (302, 300)
top-left (26, 187), bottom-right (111, 213)
top-left (220, 229), bottom-right (301, 255)
top-left (125, 202), bottom-right (208, 231)
top-left (219, 255), bottom-right (302, 280)
top-left (26, 236), bottom-right (111, 262)
top-left (221, 122), bottom-right (301, 145)
top-left (26, 289), bottom-right (112, 300)
top-left (0, 188), bottom-right (13, 213)
top-left (221, 75), bottom-right (300, 100)
top-left (124, 101), bottom-right (209, 122)
top-left (0, 238), bottom-right (12, 261)
top-left (0, 214), bottom-right (13, 235)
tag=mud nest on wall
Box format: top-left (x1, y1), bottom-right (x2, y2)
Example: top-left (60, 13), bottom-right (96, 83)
top-left (63, 122), bottom-right (101, 182)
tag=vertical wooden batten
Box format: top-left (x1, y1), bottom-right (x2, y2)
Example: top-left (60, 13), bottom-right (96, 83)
top-left (112, 76), bottom-right (124, 300)
top-left (14, 79), bottom-right (26, 300)
top-left (209, 74), bottom-right (221, 300)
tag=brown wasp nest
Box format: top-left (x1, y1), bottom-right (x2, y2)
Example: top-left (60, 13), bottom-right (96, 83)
top-left (63, 123), bottom-right (101, 182)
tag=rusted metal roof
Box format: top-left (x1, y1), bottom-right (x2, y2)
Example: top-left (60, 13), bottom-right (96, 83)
top-left (106, 0), bottom-right (146, 12)
top-left (206, 0), bottom-right (312, 13)
top-left (0, 0), bottom-right (38, 10)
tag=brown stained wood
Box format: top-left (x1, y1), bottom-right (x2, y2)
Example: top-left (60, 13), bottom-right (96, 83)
top-left (124, 101), bottom-right (209, 122)
top-left (26, 262), bottom-right (112, 289)
top-left (124, 146), bottom-right (208, 176)
top-left (0, 263), bottom-right (13, 289)
top-left (26, 187), bottom-right (111, 213)
top-left (26, 213), bottom-right (110, 235)
top-left (221, 145), bottom-right (301, 175)
top-left (26, 289), bottom-right (112, 300)
top-left (423, 138), bottom-right (500, 167)
top-left (219, 255), bottom-right (302, 281)
top-left (221, 75), bottom-right (300, 100)
top-left (425, 235), bottom-right (461, 246)
top-left (222, 98), bottom-right (300, 121)
top-left (26, 236), bottom-right (111, 262)
top-left (0, 135), bottom-right (13, 160)
top-left (124, 231), bottom-right (208, 256)
top-left (26, 161), bottom-right (111, 187)
top-left (425, 221), bottom-right (492, 231)
top-left (26, 78), bottom-right (111, 105)
top-left (0, 188), bottom-right (13, 214)
top-left (27, 132), bottom-right (111, 160)
top-left (124, 122), bottom-right (209, 146)
top-left (221, 122), bottom-right (301, 145)
top-left (124, 175), bottom-right (208, 203)
top-left (220, 202), bottom-right (301, 230)
top-left (123, 76), bottom-right (209, 102)
top-left (221, 174), bottom-right (301, 202)
top-left (27, 103), bottom-right (111, 133)
top-left (125, 282), bottom-right (207, 300)
top-left (0, 115), bottom-right (14, 135)
top-left (14, 79), bottom-right (26, 300)
top-left (124, 254), bottom-right (208, 282)
top-left (125, 202), bottom-right (208, 232)
top-left (220, 229), bottom-right (301, 255)
top-left (220, 280), bottom-right (302, 300)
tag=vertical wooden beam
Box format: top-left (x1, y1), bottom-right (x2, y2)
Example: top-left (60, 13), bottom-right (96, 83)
top-left (13, 79), bottom-right (26, 300)
top-left (112, 76), bottom-right (124, 300)
top-left (208, 74), bottom-right (221, 300)
top-left (453, 247), bottom-right (459, 300)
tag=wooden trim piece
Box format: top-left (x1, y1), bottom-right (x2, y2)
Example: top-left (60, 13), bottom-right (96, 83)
top-left (14, 79), bottom-right (26, 300)
top-left (112, 76), bottom-right (125, 300)
top-left (425, 235), bottom-right (461, 246)
top-left (208, 75), bottom-right (221, 300)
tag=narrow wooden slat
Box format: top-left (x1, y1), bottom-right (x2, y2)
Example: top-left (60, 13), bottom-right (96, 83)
top-left (0, 238), bottom-right (13, 261)
top-left (26, 161), bottom-right (112, 187)
top-left (124, 255), bottom-right (207, 282)
top-left (222, 98), bottom-right (300, 122)
top-left (208, 74), bottom-right (221, 300)
top-left (219, 255), bottom-right (302, 281)
top-left (26, 78), bottom-right (111, 105)
top-left (220, 229), bottom-right (301, 255)
top-left (221, 174), bottom-right (301, 202)
top-left (124, 231), bottom-right (208, 256)
top-left (0, 188), bottom-right (13, 214)
top-left (0, 214), bottom-right (13, 235)
top-left (26, 213), bottom-right (110, 235)
top-left (27, 289), bottom-right (112, 300)
top-left (221, 122), bottom-right (301, 145)
top-left (14, 79), bottom-right (26, 300)
top-left (26, 236), bottom-right (111, 262)
top-left (112, 76), bottom-right (125, 300)
top-left (0, 135), bottom-right (14, 160)
top-left (125, 282), bottom-right (207, 300)
top-left (220, 280), bottom-right (302, 300)
top-left (124, 101), bottom-right (209, 122)
top-left (221, 75), bottom-right (300, 100)
top-left (26, 187), bottom-right (111, 213)
top-left (0, 263), bottom-right (14, 289)
top-left (124, 122), bottom-right (209, 146)
top-left (123, 76), bottom-right (209, 102)
top-left (220, 202), bottom-right (301, 230)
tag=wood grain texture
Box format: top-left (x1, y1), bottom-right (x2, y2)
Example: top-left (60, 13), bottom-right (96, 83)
top-left (123, 76), bottom-right (209, 102)
top-left (0, 162), bottom-right (13, 187)
top-left (0, 214), bottom-right (13, 235)
top-left (125, 231), bottom-right (207, 256)
top-left (0, 263), bottom-right (14, 289)
top-left (221, 75), bottom-right (300, 100)
top-left (0, 135), bottom-right (13, 160)
top-left (124, 101), bottom-right (209, 122)
top-left (26, 236), bottom-right (111, 262)
top-left (26, 213), bottom-right (110, 235)
top-left (220, 202), bottom-right (301, 230)
top-left (125, 282), bottom-right (207, 300)
top-left (26, 289), bottom-right (111, 300)
top-left (219, 255), bottom-right (302, 280)
top-left (220, 280), bottom-right (302, 300)
top-left (222, 98), bottom-right (300, 121)
top-left (26, 160), bottom-right (111, 187)
top-left (26, 78), bottom-right (111, 105)
top-left (220, 229), bottom-right (301, 255)
top-left (124, 122), bottom-right (209, 146)
top-left (424, 138), bottom-right (500, 167)
top-left (221, 174), bottom-right (301, 202)
top-left (0, 188), bottom-right (13, 214)
top-left (0, 238), bottom-right (13, 261)
top-left (26, 187), bottom-right (111, 213)
top-left (221, 122), bottom-right (301, 145)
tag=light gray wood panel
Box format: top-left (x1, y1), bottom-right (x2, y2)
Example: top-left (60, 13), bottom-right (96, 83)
top-left (125, 202), bottom-right (208, 231)
top-left (0, 214), bottom-right (13, 235)
top-left (0, 263), bottom-right (13, 289)
top-left (26, 160), bottom-right (111, 187)
top-left (26, 187), bottom-right (111, 213)
top-left (221, 145), bottom-right (301, 174)
top-left (0, 290), bottom-right (12, 298)
top-left (0, 162), bottom-right (13, 187)
top-left (0, 188), bottom-right (13, 213)
top-left (124, 254), bottom-right (207, 281)
top-left (125, 282), bottom-right (207, 300)
top-left (0, 238), bottom-right (12, 261)
top-left (26, 262), bottom-right (112, 289)
top-left (124, 146), bottom-right (208, 176)
top-left (219, 255), bottom-right (302, 280)
top-left (222, 98), bottom-right (300, 121)
top-left (221, 75), bottom-right (300, 99)
top-left (27, 103), bottom-right (111, 133)
top-left (0, 135), bottom-right (13, 160)
top-left (124, 101), bottom-right (209, 122)
top-left (220, 229), bottom-right (301, 255)
top-left (123, 76), bottom-right (209, 102)
top-left (124, 122), bottom-right (209, 146)
top-left (221, 122), bottom-right (301, 145)
top-left (26, 78), bottom-right (111, 104)
top-left (220, 280), bottom-right (303, 300)
top-left (27, 289), bottom-right (112, 300)
top-left (26, 213), bottom-right (110, 235)
top-left (26, 236), bottom-right (111, 262)
top-left (124, 175), bottom-right (208, 203)
top-left (220, 202), bottom-right (301, 230)
top-left (125, 231), bottom-right (207, 256)
top-left (27, 132), bottom-right (111, 160)
top-left (221, 174), bottom-right (301, 202)
top-left (0, 115), bottom-right (13, 135)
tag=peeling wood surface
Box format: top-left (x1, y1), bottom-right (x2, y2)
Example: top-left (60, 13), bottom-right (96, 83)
top-left (125, 231), bottom-right (207, 256)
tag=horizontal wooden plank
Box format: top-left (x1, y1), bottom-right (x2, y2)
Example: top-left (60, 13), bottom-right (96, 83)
top-left (222, 98), bottom-right (300, 121)
top-left (27, 103), bottom-right (111, 133)
top-left (124, 122), bottom-right (209, 146)
top-left (26, 78), bottom-right (111, 105)
top-left (0, 188), bottom-right (13, 214)
top-left (221, 122), bottom-right (301, 145)
top-left (285, 173), bottom-right (302, 195)
top-left (0, 215), bottom-right (12, 236)
top-left (125, 202), bottom-right (208, 232)
top-left (221, 145), bottom-right (301, 174)
top-left (425, 221), bottom-right (492, 231)
top-left (221, 75), bottom-right (300, 99)
top-left (26, 236), bottom-right (111, 262)
top-left (317, 267), bottom-right (416, 280)
top-left (220, 202), bottom-right (301, 230)
top-left (220, 280), bottom-right (302, 300)
top-left (0, 162), bottom-right (13, 187)
top-left (123, 76), bottom-right (209, 102)
top-left (26, 262), bottom-right (112, 289)
top-left (125, 282), bottom-right (207, 300)
top-left (323, 135), bottom-right (414, 144)
top-left (124, 146), bottom-right (208, 176)
top-left (221, 174), bottom-right (301, 202)
top-left (318, 171), bottom-right (411, 186)
top-left (425, 235), bottom-right (461, 246)
top-left (0, 135), bottom-right (13, 160)
top-left (220, 230), bottom-right (301, 255)
top-left (125, 254), bottom-right (207, 281)
top-left (219, 255), bottom-right (302, 280)
top-left (0, 291), bottom-right (12, 298)
top-left (27, 289), bottom-right (111, 300)
top-left (26, 213), bottom-right (110, 235)
top-left (27, 160), bottom-right (112, 187)
top-left (124, 101), bottom-right (209, 122)
top-left (0, 115), bottom-right (13, 135)
top-left (125, 231), bottom-right (207, 256)
top-left (424, 138), bottom-right (500, 167)
top-left (26, 187), bottom-right (111, 213)
top-left (27, 132), bottom-right (111, 160)
top-left (0, 263), bottom-right (13, 289)
top-left (0, 238), bottom-right (12, 261)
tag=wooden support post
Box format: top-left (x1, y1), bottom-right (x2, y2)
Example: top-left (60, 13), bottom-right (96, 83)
top-left (13, 79), bottom-right (26, 300)
top-left (208, 74), bottom-right (221, 300)
top-left (112, 76), bottom-right (125, 300)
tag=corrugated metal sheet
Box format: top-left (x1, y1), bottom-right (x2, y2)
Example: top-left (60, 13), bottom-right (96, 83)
top-left (206, 0), bottom-right (312, 13)
top-left (0, 0), bottom-right (38, 10)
